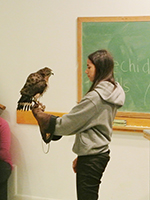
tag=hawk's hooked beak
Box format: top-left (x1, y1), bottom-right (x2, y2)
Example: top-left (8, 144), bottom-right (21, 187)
top-left (51, 71), bottom-right (54, 75)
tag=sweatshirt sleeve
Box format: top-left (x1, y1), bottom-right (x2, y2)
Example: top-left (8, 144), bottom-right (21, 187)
top-left (54, 97), bottom-right (97, 136)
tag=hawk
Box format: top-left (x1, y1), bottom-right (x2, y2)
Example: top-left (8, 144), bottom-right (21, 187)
top-left (17, 67), bottom-right (54, 111)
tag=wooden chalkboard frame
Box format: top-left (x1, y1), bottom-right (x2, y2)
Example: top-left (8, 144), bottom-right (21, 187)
top-left (77, 16), bottom-right (150, 132)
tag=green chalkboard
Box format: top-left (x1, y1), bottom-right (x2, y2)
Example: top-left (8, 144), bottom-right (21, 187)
top-left (78, 17), bottom-right (150, 113)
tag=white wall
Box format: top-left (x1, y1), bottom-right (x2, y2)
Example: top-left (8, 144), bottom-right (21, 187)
top-left (0, 0), bottom-right (149, 199)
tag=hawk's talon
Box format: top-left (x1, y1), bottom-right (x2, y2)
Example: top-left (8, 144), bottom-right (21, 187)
top-left (32, 100), bottom-right (45, 112)
top-left (38, 103), bottom-right (46, 111)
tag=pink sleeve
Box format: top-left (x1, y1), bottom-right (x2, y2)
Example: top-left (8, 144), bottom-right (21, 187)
top-left (0, 117), bottom-right (12, 167)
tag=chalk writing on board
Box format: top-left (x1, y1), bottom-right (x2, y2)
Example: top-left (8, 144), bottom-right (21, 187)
top-left (114, 59), bottom-right (150, 74)
top-left (114, 58), bottom-right (150, 93)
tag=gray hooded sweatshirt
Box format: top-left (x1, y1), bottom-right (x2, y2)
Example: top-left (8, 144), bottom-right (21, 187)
top-left (54, 81), bottom-right (125, 156)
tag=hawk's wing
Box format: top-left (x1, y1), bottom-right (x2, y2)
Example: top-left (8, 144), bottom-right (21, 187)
top-left (20, 73), bottom-right (46, 96)
top-left (17, 73), bottom-right (47, 110)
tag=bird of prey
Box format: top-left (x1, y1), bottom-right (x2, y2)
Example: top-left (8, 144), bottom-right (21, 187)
top-left (17, 67), bottom-right (54, 111)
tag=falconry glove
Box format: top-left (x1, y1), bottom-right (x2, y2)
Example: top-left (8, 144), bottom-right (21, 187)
top-left (32, 104), bottom-right (62, 144)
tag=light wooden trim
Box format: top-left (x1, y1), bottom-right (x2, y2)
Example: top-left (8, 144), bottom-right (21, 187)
top-left (16, 110), bottom-right (66, 125)
top-left (77, 16), bottom-right (150, 23)
top-left (116, 111), bottom-right (150, 119)
top-left (17, 110), bottom-right (150, 132)
top-left (0, 104), bottom-right (6, 110)
top-left (114, 111), bottom-right (150, 132)
top-left (143, 132), bottom-right (150, 140)
top-left (77, 17), bottom-right (82, 103)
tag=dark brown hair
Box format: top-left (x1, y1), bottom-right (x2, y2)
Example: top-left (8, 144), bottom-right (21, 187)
top-left (87, 49), bottom-right (116, 92)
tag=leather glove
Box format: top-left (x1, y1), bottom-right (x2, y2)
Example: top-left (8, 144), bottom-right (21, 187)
top-left (32, 104), bottom-right (62, 143)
